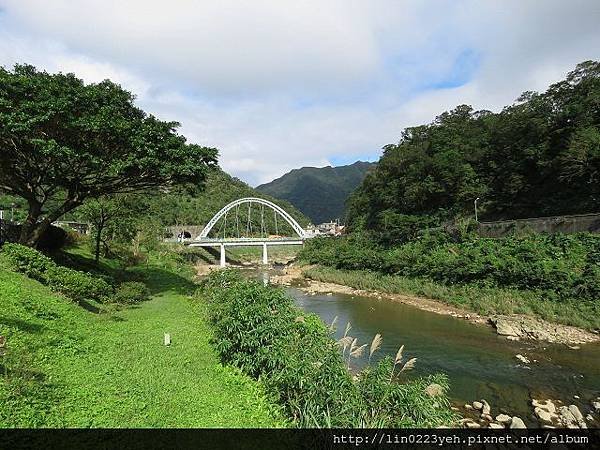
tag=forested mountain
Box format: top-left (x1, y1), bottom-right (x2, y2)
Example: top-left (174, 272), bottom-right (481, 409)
top-left (135, 168), bottom-right (309, 231)
top-left (256, 161), bottom-right (376, 224)
top-left (347, 61), bottom-right (600, 242)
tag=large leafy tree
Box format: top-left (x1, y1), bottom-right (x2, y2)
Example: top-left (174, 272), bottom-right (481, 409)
top-left (0, 65), bottom-right (217, 246)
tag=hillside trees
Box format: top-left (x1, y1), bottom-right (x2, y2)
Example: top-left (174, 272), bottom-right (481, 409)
top-left (78, 195), bottom-right (150, 263)
top-left (347, 61), bottom-right (600, 240)
top-left (0, 64), bottom-right (217, 247)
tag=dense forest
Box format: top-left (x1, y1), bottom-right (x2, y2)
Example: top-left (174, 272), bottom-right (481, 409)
top-left (256, 161), bottom-right (375, 224)
top-left (347, 61), bottom-right (600, 243)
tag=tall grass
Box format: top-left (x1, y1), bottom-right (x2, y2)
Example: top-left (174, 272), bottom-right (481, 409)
top-left (197, 270), bottom-right (457, 428)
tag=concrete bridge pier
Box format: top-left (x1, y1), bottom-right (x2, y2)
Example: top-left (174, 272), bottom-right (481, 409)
top-left (220, 243), bottom-right (226, 267)
top-left (262, 243), bottom-right (268, 265)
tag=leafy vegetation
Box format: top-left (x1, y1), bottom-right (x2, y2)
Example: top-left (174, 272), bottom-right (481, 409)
top-left (299, 231), bottom-right (600, 329)
top-left (44, 265), bottom-right (112, 304)
top-left (0, 242), bottom-right (113, 303)
top-left (0, 246), bottom-right (283, 427)
top-left (256, 161), bottom-right (375, 224)
top-left (303, 266), bottom-right (600, 330)
top-left (198, 270), bottom-right (456, 428)
top-left (347, 61), bottom-right (600, 242)
top-left (112, 281), bottom-right (151, 305)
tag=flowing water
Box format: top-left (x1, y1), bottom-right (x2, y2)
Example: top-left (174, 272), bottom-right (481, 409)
top-left (250, 268), bottom-right (600, 423)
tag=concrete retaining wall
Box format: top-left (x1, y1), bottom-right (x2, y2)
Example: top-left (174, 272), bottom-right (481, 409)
top-left (478, 213), bottom-right (600, 238)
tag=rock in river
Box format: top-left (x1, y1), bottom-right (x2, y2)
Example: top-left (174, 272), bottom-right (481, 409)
top-left (534, 407), bottom-right (555, 423)
top-left (532, 399), bottom-right (556, 414)
top-left (490, 317), bottom-right (520, 337)
top-left (424, 383), bottom-right (444, 398)
top-left (481, 399), bottom-right (491, 415)
top-left (558, 406), bottom-right (585, 428)
top-left (509, 417), bottom-right (527, 429)
top-left (495, 414), bottom-right (512, 425)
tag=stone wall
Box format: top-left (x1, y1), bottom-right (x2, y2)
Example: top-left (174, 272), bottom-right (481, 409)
top-left (478, 213), bottom-right (600, 238)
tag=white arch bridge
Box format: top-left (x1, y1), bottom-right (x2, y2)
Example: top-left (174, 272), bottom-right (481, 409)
top-left (186, 197), bottom-right (310, 267)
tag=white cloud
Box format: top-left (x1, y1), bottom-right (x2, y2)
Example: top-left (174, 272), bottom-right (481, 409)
top-left (1, 0), bottom-right (599, 185)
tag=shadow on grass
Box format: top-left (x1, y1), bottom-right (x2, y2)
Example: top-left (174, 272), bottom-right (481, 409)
top-left (136, 267), bottom-right (197, 297)
top-left (0, 317), bottom-right (45, 334)
top-left (77, 299), bottom-right (101, 314)
top-left (0, 361), bottom-right (48, 382)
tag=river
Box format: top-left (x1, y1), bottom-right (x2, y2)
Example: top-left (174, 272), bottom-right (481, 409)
top-left (251, 268), bottom-right (600, 425)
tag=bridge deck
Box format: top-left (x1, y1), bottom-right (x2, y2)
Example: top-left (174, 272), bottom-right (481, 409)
top-left (187, 237), bottom-right (305, 247)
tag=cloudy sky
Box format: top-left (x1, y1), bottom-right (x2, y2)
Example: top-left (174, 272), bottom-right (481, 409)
top-left (1, 1), bottom-right (599, 185)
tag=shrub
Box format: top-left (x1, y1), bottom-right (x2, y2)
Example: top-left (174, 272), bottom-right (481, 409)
top-left (36, 225), bottom-right (68, 250)
top-left (1, 242), bottom-right (114, 303)
top-left (45, 265), bottom-right (113, 303)
top-left (357, 358), bottom-right (453, 427)
top-left (199, 270), bottom-right (455, 428)
top-left (300, 231), bottom-right (600, 304)
top-left (0, 242), bottom-right (56, 280)
top-left (112, 281), bottom-right (151, 304)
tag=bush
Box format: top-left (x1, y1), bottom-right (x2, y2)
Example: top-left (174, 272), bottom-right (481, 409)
top-left (45, 265), bottom-right (113, 303)
top-left (199, 270), bottom-right (455, 428)
top-left (36, 225), bottom-right (68, 250)
top-left (112, 281), bottom-right (151, 304)
top-left (0, 242), bottom-right (56, 280)
top-left (0, 242), bottom-right (113, 303)
top-left (300, 232), bottom-right (600, 304)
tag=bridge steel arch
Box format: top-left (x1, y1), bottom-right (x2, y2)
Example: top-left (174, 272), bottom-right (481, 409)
top-left (198, 197), bottom-right (306, 239)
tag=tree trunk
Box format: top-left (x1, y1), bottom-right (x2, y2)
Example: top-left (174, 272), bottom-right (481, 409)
top-left (25, 219), bottom-right (52, 247)
top-left (94, 220), bottom-right (105, 263)
top-left (18, 198), bottom-right (80, 247)
top-left (18, 201), bottom-right (42, 246)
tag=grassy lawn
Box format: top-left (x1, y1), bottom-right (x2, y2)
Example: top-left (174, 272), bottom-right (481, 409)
top-left (0, 257), bottom-right (284, 427)
top-left (302, 265), bottom-right (600, 330)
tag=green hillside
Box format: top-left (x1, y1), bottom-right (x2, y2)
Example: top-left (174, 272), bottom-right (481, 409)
top-left (256, 161), bottom-right (375, 224)
top-left (147, 168), bottom-right (309, 231)
top-left (0, 248), bottom-right (283, 427)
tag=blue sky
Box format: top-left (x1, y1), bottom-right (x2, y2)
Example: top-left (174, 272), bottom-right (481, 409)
top-left (1, 0), bottom-right (599, 185)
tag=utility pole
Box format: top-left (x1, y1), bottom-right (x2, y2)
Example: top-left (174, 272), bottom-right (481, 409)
top-left (474, 197), bottom-right (480, 222)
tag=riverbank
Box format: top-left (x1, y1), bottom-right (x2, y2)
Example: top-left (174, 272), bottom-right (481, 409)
top-left (270, 264), bottom-right (600, 346)
top-left (0, 251), bottom-right (284, 427)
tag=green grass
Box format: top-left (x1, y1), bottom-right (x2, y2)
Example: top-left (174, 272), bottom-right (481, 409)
top-left (0, 255), bottom-right (284, 427)
top-left (302, 265), bottom-right (600, 330)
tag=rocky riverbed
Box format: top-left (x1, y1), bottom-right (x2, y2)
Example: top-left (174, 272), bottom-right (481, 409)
top-left (457, 397), bottom-right (600, 429)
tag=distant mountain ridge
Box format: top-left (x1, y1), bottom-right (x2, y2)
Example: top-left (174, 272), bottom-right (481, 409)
top-left (256, 161), bottom-right (376, 224)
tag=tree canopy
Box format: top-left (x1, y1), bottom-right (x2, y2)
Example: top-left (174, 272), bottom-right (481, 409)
top-left (0, 64), bottom-right (217, 246)
top-left (347, 61), bottom-right (600, 243)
